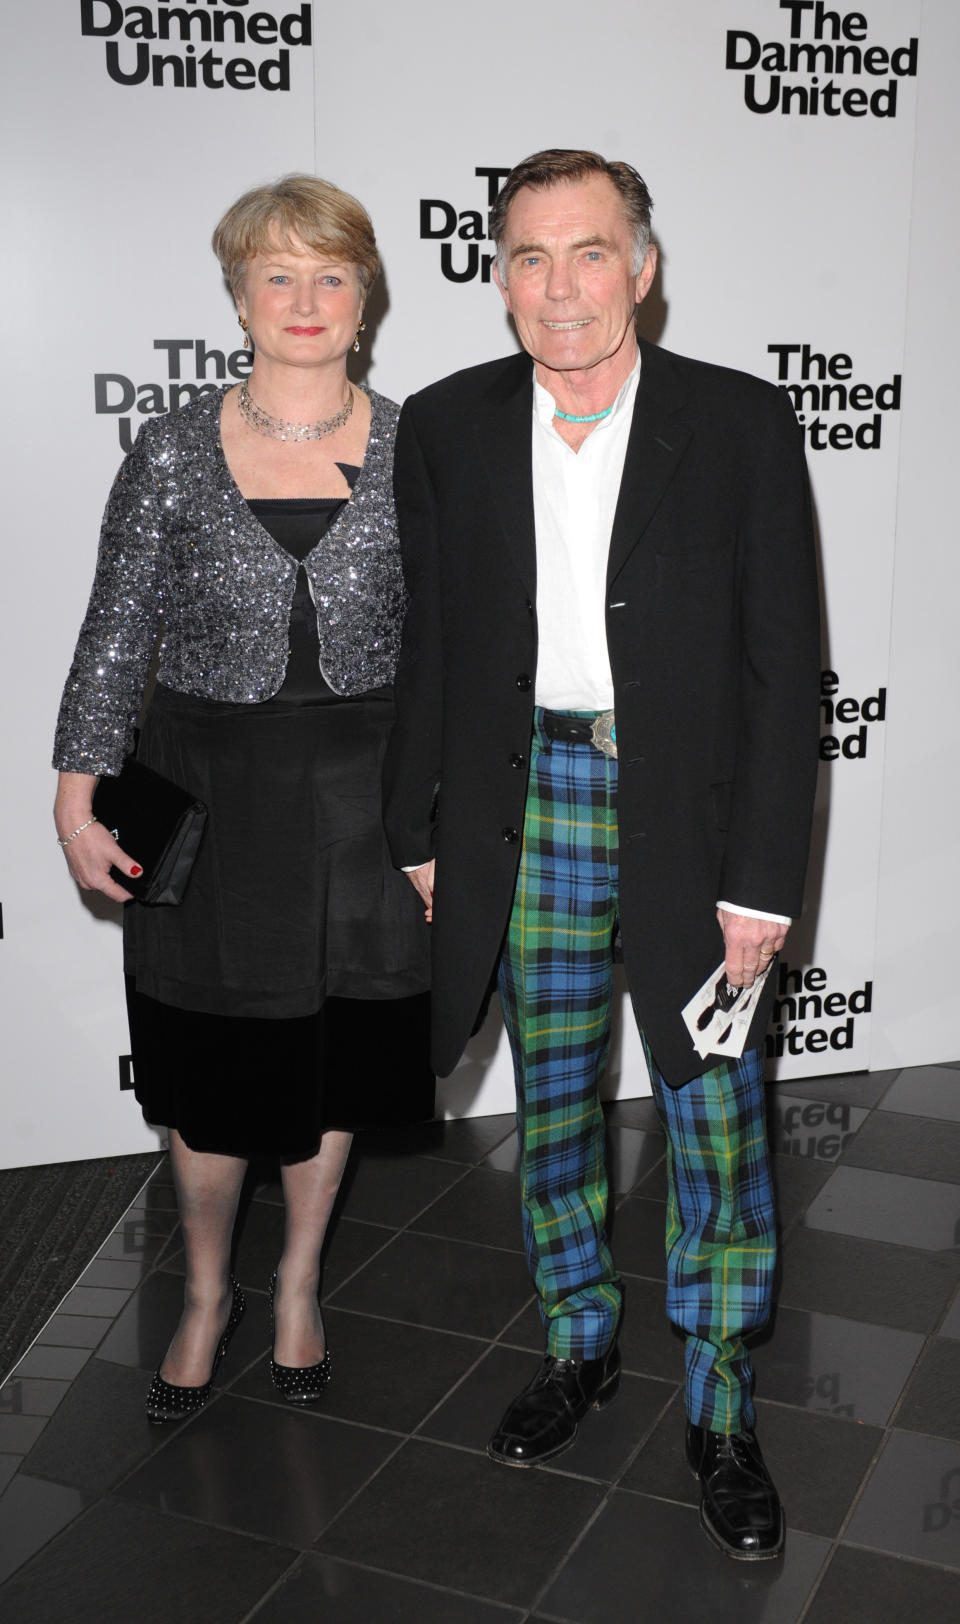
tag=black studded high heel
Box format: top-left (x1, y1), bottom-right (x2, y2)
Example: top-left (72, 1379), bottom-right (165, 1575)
top-left (268, 1271), bottom-right (331, 1403)
top-left (146, 1278), bottom-right (246, 1424)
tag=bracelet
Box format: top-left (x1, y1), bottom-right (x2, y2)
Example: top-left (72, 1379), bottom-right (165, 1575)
top-left (57, 816), bottom-right (99, 848)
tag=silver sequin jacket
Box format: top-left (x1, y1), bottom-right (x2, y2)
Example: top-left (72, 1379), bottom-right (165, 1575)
top-left (53, 386), bottom-right (406, 776)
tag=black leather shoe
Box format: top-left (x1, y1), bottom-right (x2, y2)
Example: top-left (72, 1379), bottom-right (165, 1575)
top-left (487, 1347), bottom-right (620, 1467)
top-left (146, 1278), bottom-right (245, 1424)
top-left (686, 1422), bottom-right (785, 1560)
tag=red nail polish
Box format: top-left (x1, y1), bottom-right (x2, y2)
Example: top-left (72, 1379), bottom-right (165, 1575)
top-left (130, 865), bottom-right (143, 877)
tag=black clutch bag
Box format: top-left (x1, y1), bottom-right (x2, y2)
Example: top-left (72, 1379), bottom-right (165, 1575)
top-left (92, 756), bottom-right (207, 905)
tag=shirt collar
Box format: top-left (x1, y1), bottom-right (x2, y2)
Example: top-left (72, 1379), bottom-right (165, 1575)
top-left (532, 347), bottom-right (642, 430)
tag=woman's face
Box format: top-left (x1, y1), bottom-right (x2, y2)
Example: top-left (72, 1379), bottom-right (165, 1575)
top-left (236, 232), bottom-right (364, 373)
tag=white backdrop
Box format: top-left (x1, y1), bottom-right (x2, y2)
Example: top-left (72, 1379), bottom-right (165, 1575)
top-left (1, 0), bottom-right (956, 1166)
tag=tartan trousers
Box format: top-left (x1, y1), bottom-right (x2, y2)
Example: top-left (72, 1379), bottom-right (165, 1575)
top-left (497, 713), bottom-right (776, 1433)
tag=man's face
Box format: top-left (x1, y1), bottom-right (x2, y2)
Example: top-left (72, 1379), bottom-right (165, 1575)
top-left (493, 174), bottom-right (656, 379)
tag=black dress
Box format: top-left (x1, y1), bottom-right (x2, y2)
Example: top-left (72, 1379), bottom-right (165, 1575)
top-left (124, 479), bottom-right (433, 1158)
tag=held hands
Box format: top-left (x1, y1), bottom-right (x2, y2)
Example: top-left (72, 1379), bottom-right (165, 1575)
top-left (55, 773), bottom-right (142, 903)
top-left (406, 859), bottom-right (435, 924)
top-left (717, 909), bottom-right (788, 988)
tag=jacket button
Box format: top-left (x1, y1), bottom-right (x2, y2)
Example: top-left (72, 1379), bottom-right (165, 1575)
top-left (502, 826), bottom-right (519, 843)
top-left (509, 753), bottom-right (526, 769)
top-left (515, 673), bottom-right (531, 691)
top-left (526, 598), bottom-right (534, 617)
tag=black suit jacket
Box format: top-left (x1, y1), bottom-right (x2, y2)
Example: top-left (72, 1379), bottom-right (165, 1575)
top-left (383, 340), bottom-right (820, 1084)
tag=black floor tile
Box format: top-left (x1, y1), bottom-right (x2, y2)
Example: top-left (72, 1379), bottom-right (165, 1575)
top-left (844, 1430), bottom-right (960, 1569)
top-left (537, 1489), bottom-right (830, 1623)
top-left (771, 1069), bottom-right (899, 1109)
top-left (622, 1395), bottom-right (881, 1540)
top-left (410, 1166), bottom-right (523, 1252)
top-left (0, 1472), bottom-right (88, 1586)
top-left (0, 1414), bottom-right (47, 1454)
top-left (482, 1124), bottom-right (666, 1201)
top-left (803, 1545), bottom-right (960, 1624)
top-left (0, 1458), bottom-right (18, 1496)
top-left (0, 1495), bottom-right (295, 1624)
top-left (249, 1553), bottom-right (526, 1622)
top-left (231, 1308), bottom-right (485, 1433)
top-left (95, 1269), bottom-right (266, 1375)
top-left (769, 1092), bottom-right (869, 1161)
top-left (607, 1195), bottom-right (666, 1280)
top-left (750, 1306), bottom-right (924, 1425)
top-left (417, 1113), bottom-right (517, 1165)
top-left (318, 1437), bottom-right (605, 1608)
top-left (14, 1357), bottom-right (165, 1496)
top-left (802, 1166), bottom-right (960, 1250)
top-left (617, 1275), bottom-right (684, 1385)
top-left (841, 1110), bottom-right (960, 1183)
top-left (778, 1226), bottom-right (960, 1333)
top-left (118, 1392), bottom-right (396, 1547)
top-left (339, 1152), bottom-right (467, 1227)
top-left (880, 1064), bottom-right (960, 1122)
top-left (418, 1342), bottom-right (671, 1484)
top-left (603, 1095), bottom-right (663, 1131)
top-left (895, 1337), bottom-right (960, 1442)
top-left (329, 1230), bottom-right (534, 1340)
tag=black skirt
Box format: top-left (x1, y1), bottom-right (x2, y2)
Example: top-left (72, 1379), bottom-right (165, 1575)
top-left (123, 683), bottom-right (433, 1156)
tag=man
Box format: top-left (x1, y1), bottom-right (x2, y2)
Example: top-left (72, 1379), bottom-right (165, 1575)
top-left (383, 149), bottom-right (819, 1560)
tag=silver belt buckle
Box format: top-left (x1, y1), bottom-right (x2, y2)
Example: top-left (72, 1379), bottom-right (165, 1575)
top-left (590, 710), bottom-right (617, 759)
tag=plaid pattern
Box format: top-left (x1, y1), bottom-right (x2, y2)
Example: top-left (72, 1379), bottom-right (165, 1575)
top-left (497, 711), bottom-right (776, 1427)
top-left (645, 1041), bottom-right (775, 1433)
top-left (498, 716), bottom-right (621, 1360)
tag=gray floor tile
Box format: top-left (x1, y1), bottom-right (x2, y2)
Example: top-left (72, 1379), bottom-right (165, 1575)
top-left (770, 1069), bottom-right (899, 1109)
top-left (318, 1437), bottom-right (604, 1608)
top-left (231, 1309), bottom-right (485, 1433)
top-left (770, 1092), bottom-right (869, 1161)
top-left (802, 1165), bottom-right (960, 1250)
top-left (118, 1393), bottom-right (395, 1547)
top-left (11, 1345), bottom-right (91, 1382)
top-left (778, 1226), bottom-right (960, 1333)
top-left (410, 1166), bottom-right (524, 1252)
top-left (603, 1095), bottom-right (663, 1131)
top-left (339, 1152), bottom-right (467, 1228)
top-left (0, 1415), bottom-right (47, 1454)
top-left (608, 1195), bottom-right (666, 1280)
top-left (769, 1154), bottom-right (835, 1232)
top-left (77, 1257), bottom-right (151, 1290)
top-left (841, 1111), bottom-right (960, 1183)
top-left (35, 1314), bottom-right (110, 1351)
top-left (803, 1545), bottom-right (960, 1624)
top-left (0, 1378), bottom-right (71, 1419)
top-left (60, 1284), bottom-right (133, 1318)
top-left (844, 1431), bottom-right (960, 1569)
top-left (0, 1473), bottom-right (87, 1586)
top-left (250, 1554), bottom-right (526, 1622)
top-left (617, 1275), bottom-right (684, 1384)
top-left (18, 1359), bottom-right (166, 1496)
top-left (0, 1458), bottom-right (18, 1496)
top-left (896, 1338), bottom-right (960, 1442)
top-left (750, 1306), bottom-right (924, 1425)
top-left (329, 1230), bottom-right (533, 1341)
top-left (941, 1291), bottom-right (960, 1339)
top-left (0, 1496), bottom-right (295, 1624)
top-left (880, 1065), bottom-right (960, 1122)
top-left (538, 1490), bottom-right (830, 1623)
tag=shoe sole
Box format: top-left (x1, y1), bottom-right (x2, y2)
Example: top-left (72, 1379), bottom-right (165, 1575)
top-left (486, 1370), bottom-right (621, 1468)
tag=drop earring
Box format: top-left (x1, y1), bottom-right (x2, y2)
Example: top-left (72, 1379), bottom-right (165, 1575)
top-left (238, 315), bottom-right (249, 350)
top-left (353, 320), bottom-right (366, 354)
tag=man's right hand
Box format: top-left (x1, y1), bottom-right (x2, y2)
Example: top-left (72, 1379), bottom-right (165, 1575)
top-left (406, 860), bottom-right (435, 923)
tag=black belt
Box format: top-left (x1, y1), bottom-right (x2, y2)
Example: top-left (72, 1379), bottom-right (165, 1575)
top-left (541, 709), bottom-right (617, 758)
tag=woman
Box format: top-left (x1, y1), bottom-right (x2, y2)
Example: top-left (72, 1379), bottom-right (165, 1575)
top-left (53, 175), bottom-right (431, 1422)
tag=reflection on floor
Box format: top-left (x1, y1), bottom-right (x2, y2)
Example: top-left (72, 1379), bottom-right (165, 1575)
top-left (1, 1063), bottom-right (959, 1623)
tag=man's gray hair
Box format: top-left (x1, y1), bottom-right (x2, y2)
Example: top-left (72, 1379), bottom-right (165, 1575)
top-left (489, 149), bottom-right (654, 282)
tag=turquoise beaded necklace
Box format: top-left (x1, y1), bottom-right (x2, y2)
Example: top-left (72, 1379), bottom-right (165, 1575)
top-left (553, 403), bottom-right (615, 424)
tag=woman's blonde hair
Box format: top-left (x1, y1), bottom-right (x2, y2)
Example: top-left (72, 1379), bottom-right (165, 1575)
top-left (212, 173), bottom-right (380, 299)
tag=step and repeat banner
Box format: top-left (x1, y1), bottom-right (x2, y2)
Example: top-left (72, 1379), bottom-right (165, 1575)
top-left (1, 1), bottom-right (956, 1164)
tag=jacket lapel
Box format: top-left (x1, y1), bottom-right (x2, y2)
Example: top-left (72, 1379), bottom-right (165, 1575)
top-left (473, 355), bottom-right (537, 599)
top-left (607, 339), bottom-right (693, 585)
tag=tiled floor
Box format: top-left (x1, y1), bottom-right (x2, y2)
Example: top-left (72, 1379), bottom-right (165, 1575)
top-left (1, 1062), bottom-right (959, 1622)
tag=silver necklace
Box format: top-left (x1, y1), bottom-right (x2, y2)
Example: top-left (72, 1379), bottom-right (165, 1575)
top-left (237, 380), bottom-right (354, 442)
